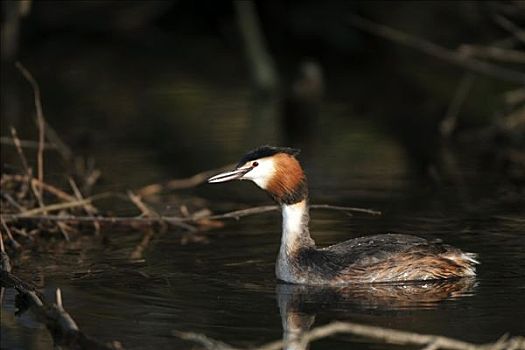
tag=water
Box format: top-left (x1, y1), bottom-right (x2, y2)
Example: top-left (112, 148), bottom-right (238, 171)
top-left (2, 137), bottom-right (524, 349)
top-left (1, 37), bottom-right (524, 349)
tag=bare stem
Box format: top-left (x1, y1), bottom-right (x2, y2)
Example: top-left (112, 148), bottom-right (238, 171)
top-left (15, 62), bottom-right (45, 200)
top-left (346, 14), bottom-right (525, 84)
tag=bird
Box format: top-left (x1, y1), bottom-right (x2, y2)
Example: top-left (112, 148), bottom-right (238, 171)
top-left (208, 146), bottom-right (478, 285)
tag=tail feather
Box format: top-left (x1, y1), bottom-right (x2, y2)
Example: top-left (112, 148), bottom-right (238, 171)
top-left (464, 252), bottom-right (480, 265)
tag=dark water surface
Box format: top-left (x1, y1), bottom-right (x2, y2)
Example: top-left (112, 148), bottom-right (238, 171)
top-left (1, 41), bottom-right (524, 348)
top-left (2, 132), bottom-right (524, 349)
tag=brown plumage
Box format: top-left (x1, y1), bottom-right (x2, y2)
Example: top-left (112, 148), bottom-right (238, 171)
top-left (339, 247), bottom-right (477, 283)
top-left (267, 153), bottom-right (308, 205)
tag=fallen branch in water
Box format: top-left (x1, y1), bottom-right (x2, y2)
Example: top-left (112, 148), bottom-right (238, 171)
top-left (0, 234), bottom-right (123, 349)
top-left (174, 320), bottom-right (525, 350)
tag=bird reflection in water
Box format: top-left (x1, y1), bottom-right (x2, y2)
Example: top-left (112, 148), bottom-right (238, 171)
top-left (276, 278), bottom-right (477, 350)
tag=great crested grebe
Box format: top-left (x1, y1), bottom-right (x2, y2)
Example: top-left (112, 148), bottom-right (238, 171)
top-left (208, 146), bottom-right (478, 285)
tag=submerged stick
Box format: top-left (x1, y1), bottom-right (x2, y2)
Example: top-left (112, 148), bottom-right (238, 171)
top-left (0, 235), bottom-right (121, 349)
top-left (0, 270), bottom-right (122, 349)
top-left (174, 321), bottom-right (525, 350)
top-left (173, 330), bottom-right (237, 350)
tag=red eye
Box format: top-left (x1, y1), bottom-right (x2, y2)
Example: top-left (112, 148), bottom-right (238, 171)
top-left (252, 161), bottom-right (259, 167)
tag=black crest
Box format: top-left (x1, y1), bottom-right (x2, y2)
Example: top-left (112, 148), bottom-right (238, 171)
top-left (237, 145), bottom-right (301, 167)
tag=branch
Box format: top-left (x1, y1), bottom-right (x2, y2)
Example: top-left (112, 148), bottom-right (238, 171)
top-left (15, 62), bottom-right (45, 200)
top-left (136, 163), bottom-right (236, 196)
top-left (15, 193), bottom-right (110, 217)
top-left (440, 73), bottom-right (475, 138)
top-left (493, 14), bottom-right (525, 45)
top-left (15, 62), bottom-right (73, 161)
top-left (0, 136), bottom-right (57, 149)
top-left (346, 14), bottom-right (525, 84)
top-left (9, 128), bottom-right (44, 209)
top-left (173, 330), bottom-right (237, 350)
top-left (174, 321), bottom-right (525, 350)
top-left (458, 44), bottom-right (525, 64)
top-left (0, 233), bottom-right (122, 349)
top-left (1, 203), bottom-right (381, 226)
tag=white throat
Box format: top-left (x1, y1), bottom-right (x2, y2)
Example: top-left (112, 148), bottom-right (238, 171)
top-left (277, 199), bottom-right (314, 283)
top-left (281, 200), bottom-right (312, 251)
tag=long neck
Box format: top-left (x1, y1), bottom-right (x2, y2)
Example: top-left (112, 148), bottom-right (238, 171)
top-left (281, 199), bottom-right (315, 253)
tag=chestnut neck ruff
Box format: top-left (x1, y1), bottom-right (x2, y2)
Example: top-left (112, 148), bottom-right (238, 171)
top-left (266, 153), bottom-right (308, 205)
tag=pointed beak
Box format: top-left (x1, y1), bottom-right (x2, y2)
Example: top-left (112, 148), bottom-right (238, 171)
top-left (208, 167), bottom-right (252, 183)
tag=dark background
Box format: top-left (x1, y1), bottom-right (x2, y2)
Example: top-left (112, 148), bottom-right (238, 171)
top-left (1, 2), bottom-right (525, 349)
top-left (2, 0), bottom-right (523, 191)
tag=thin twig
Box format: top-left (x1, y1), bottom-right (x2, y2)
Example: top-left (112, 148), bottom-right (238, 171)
top-left (310, 204), bottom-right (381, 216)
top-left (10, 128), bottom-right (45, 209)
top-left (458, 44), bottom-right (525, 64)
top-left (15, 62), bottom-right (45, 200)
top-left (127, 191), bottom-right (156, 217)
top-left (1, 192), bottom-right (26, 212)
top-left (206, 205), bottom-right (278, 220)
top-left (127, 191), bottom-right (168, 258)
top-left (1, 218), bottom-right (21, 250)
top-left (43, 120), bottom-right (74, 161)
top-left (346, 14), bottom-right (525, 84)
top-left (0, 231), bottom-right (4, 253)
top-left (493, 15), bottom-right (525, 45)
top-left (0, 136), bottom-right (57, 149)
top-left (43, 120), bottom-right (73, 161)
top-left (173, 330), bottom-right (237, 350)
top-left (47, 177), bottom-right (81, 202)
top-left (136, 163), bottom-right (236, 196)
top-left (203, 204), bottom-right (382, 220)
top-left (4, 174), bottom-right (79, 202)
top-left (16, 193), bottom-right (109, 217)
top-left (10, 128), bottom-right (31, 180)
top-left (1, 203), bottom-right (381, 226)
top-left (0, 231), bottom-right (12, 273)
top-left (440, 73), bottom-right (475, 138)
top-left (69, 177), bottom-right (100, 234)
